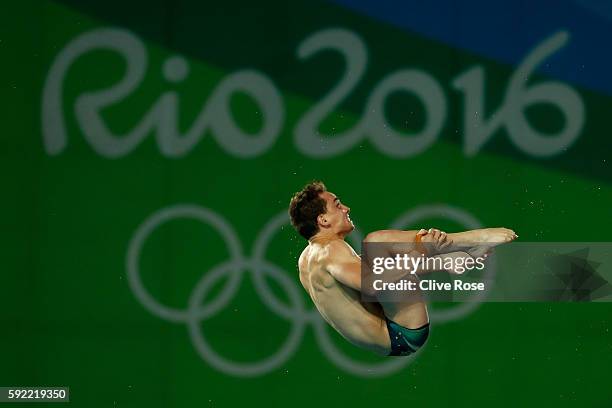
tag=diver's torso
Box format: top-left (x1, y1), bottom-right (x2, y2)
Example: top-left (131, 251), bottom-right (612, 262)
top-left (298, 242), bottom-right (390, 355)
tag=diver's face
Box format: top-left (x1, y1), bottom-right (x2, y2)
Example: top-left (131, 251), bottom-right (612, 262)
top-left (319, 191), bottom-right (354, 234)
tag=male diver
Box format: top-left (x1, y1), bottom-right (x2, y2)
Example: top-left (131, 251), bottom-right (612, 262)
top-left (289, 181), bottom-right (517, 356)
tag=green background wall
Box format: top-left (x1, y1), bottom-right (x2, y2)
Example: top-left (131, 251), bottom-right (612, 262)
top-left (1, 1), bottom-right (611, 406)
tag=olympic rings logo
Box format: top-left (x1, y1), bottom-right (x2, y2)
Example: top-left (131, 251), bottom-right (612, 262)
top-left (126, 204), bottom-right (493, 377)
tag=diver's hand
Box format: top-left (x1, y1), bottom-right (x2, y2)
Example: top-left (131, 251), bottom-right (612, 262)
top-left (420, 228), bottom-right (453, 254)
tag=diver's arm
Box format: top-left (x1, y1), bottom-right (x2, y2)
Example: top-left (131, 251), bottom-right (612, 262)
top-left (325, 240), bottom-right (380, 296)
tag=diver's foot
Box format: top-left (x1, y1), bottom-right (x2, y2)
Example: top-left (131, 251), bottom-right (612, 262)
top-left (466, 228), bottom-right (517, 258)
top-left (478, 228), bottom-right (517, 245)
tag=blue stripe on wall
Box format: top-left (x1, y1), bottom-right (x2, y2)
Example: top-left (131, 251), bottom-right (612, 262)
top-left (327, 0), bottom-right (612, 95)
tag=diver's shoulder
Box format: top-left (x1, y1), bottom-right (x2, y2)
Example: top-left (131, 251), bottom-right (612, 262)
top-left (301, 239), bottom-right (355, 265)
top-left (315, 240), bottom-right (356, 266)
top-left (325, 239), bottom-right (354, 254)
top-left (297, 246), bottom-right (311, 270)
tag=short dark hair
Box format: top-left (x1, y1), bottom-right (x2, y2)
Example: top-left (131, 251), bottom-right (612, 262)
top-left (288, 181), bottom-right (328, 239)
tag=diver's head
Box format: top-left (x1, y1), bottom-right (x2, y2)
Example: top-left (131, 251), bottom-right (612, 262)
top-left (289, 181), bottom-right (354, 241)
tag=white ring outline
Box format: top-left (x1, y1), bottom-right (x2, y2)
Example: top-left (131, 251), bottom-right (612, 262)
top-left (187, 258), bottom-right (308, 377)
top-left (127, 205), bottom-right (244, 323)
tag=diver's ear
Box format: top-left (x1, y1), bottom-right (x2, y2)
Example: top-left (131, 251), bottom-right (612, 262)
top-left (317, 213), bottom-right (329, 228)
